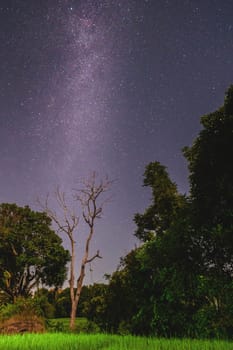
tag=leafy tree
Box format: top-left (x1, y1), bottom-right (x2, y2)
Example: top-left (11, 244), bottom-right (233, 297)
top-left (129, 86), bottom-right (233, 337)
top-left (103, 250), bottom-right (144, 334)
top-left (0, 203), bottom-right (70, 302)
top-left (79, 283), bottom-right (108, 327)
top-left (96, 86), bottom-right (233, 338)
top-left (33, 288), bottom-right (56, 318)
top-left (183, 85), bottom-right (233, 229)
top-left (140, 211), bottom-right (201, 337)
top-left (134, 162), bottom-right (185, 241)
top-left (183, 85), bottom-right (233, 337)
top-left (107, 212), bottom-right (200, 337)
top-left (54, 288), bottom-right (71, 318)
top-left (101, 162), bottom-right (194, 337)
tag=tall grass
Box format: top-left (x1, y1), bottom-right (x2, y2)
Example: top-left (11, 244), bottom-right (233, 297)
top-left (0, 334), bottom-right (232, 350)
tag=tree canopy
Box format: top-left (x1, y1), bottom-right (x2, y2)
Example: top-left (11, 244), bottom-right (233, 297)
top-left (183, 85), bottom-right (233, 228)
top-left (97, 85), bottom-right (233, 338)
top-left (134, 161), bottom-right (185, 241)
top-left (0, 203), bottom-right (70, 302)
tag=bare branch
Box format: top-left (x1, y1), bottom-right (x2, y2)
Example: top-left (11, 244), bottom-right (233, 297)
top-left (37, 188), bottom-right (79, 241)
top-left (73, 172), bottom-right (113, 229)
top-left (86, 250), bottom-right (103, 263)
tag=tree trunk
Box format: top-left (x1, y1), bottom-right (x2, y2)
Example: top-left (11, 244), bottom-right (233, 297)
top-left (69, 229), bottom-right (93, 330)
top-left (69, 238), bottom-right (76, 330)
top-left (70, 300), bottom-right (78, 330)
top-left (69, 284), bottom-right (83, 330)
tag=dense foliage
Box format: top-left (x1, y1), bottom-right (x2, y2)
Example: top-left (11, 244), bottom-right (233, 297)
top-left (0, 204), bottom-right (70, 302)
top-left (82, 86), bottom-right (233, 338)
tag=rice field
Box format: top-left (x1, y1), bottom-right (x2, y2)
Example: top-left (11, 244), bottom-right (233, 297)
top-left (0, 333), bottom-right (232, 350)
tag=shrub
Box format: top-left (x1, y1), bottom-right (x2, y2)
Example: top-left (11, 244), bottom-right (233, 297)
top-left (0, 297), bottom-right (45, 334)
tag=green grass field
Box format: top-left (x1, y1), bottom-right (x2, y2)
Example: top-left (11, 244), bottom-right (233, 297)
top-left (0, 318), bottom-right (232, 350)
top-left (0, 334), bottom-right (232, 350)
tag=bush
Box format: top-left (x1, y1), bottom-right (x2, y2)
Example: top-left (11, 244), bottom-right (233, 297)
top-left (47, 318), bottom-right (100, 334)
top-left (0, 297), bottom-right (42, 320)
top-left (0, 297), bottom-right (45, 334)
top-left (193, 305), bottom-right (233, 339)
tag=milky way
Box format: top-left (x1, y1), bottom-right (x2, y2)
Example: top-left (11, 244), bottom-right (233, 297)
top-left (32, 1), bottom-right (135, 185)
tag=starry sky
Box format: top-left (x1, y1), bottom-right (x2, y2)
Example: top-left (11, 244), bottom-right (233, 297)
top-left (0, 0), bottom-right (233, 284)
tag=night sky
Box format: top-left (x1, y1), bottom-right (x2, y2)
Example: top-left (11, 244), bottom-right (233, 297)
top-left (0, 0), bottom-right (233, 284)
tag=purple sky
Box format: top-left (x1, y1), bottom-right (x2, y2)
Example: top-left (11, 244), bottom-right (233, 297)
top-left (0, 0), bottom-right (233, 284)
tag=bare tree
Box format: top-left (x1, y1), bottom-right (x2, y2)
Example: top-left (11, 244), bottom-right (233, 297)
top-left (39, 173), bottom-right (112, 330)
